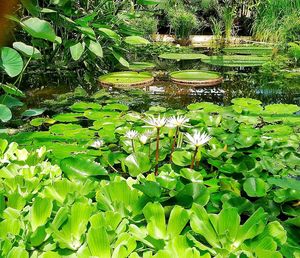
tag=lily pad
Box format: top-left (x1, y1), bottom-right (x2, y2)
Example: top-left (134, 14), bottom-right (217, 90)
top-left (128, 62), bottom-right (155, 71)
top-left (170, 70), bottom-right (223, 87)
top-left (201, 55), bottom-right (270, 67)
top-left (99, 71), bottom-right (154, 88)
top-left (223, 46), bottom-right (274, 56)
top-left (159, 53), bottom-right (207, 60)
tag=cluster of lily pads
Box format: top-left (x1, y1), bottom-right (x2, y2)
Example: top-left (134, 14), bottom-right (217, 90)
top-left (0, 92), bottom-right (299, 257)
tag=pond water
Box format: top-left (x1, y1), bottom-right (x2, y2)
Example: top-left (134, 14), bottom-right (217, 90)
top-left (23, 69), bottom-right (300, 112)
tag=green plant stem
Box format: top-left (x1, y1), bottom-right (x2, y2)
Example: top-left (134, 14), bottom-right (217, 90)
top-left (170, 126), bottom-right (179, 162)
top-left (155, 128), bottom-right (160, 176)
top-left (131, 139), bottom-right (135, 153)
top-left (190, 146), bottom-right (199, 169)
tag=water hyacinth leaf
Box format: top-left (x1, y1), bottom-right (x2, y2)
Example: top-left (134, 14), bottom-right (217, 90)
top-left (22, 108), bottom-right (45, 117)
top-left (31, 197), bottom-right (53, 231)
top-left (175, 183), bottom-right (210, 208)
top-left (218, 208), bottom-right (240, 241)
top-left (133, 181), bottom-right (162, 199)
top-left (243, 177), bottom-right (267, 197)
top-left (167, 206), bottom-right (189, 237)
top-left (172, 151), bottom-right (192, 167)
top-left (70, 42), bottom-right (84, 61)
top-left (87, 40), bottom-right (103, 58)
top-left (87, 227), bottom-right (111, 258)
top-left (22, 18), bottom-right (58, 42)
top-left (60, 157), bottom-right (108, 179)
top-left (143, 202), bottom-right (167, 239)
top-left (7, 247), bottom-right (29, 258)
top-left (13, 42), bottom-right (42, 59)
top-left (0, 47), bottom-right (24, 77)
top-left (0, 104), bottom-right (12, 122)
top-left (124, 152), bottom-right (151, 177)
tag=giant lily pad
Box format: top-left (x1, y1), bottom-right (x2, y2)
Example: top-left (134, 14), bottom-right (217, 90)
top-left (201, 55), bottom-right (270, 67)
top-left (223, 46), bottom-right (274, 56)
top-left (170, 70), bottom-right (223, 87)
top-left (128, 62), bottom-right (155, 71)
top-left (159, 53), bottom-right (207, 61)
top-left (99, 71), bottom-right (154, 88)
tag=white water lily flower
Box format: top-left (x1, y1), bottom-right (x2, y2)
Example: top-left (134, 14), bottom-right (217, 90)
top-left (139, 130), bottom-right (152, 144)
top-left (125, 130), bottom-right (139, 140)
top-left (90, 139), bottom-right (104, 149)
top-left (167, 115), bottom-right (189, 128)
top-left (144, 115), bottom-right (167, 129)
top-left (185, 131), bottom-right (211, 147)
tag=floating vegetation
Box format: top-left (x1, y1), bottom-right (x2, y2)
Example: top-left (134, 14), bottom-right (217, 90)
top-left (128, 62), bottom-right (156, 71)
top-left (159, 53), bottom-right (208, 60)
top-left (99, 71), bottom-right (154, 88)
top-left (201, 55), bottom-right (271, 67)
top-left (170, 70), bottom-right (223, 87)
top-left (223, 46), bottom-right (274, 55)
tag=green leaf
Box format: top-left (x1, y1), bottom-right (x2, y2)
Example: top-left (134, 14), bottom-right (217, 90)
top-left (20, 0), bottom-right (41, 16)
top-left (124, 152), bottom-right (151, 177)
top-left (124, 36), bottom-right (150, 45)
top-left (0, 95), bottom-right (24, 108)
top-left (0, 83), bottom-right (25, 97)
top-left (0, 104), bottom-right (12, 122)
top-left (87, 227), bottom-right (111, 258)
top-left (31, 197), bottom-right (53, 231)
top-left (7, 247), bottom-right (29, 258)
top-left (218, 208), bottom-right (240, 241)
top-left (21, 108), bottom-right (45, 117)
top-left (87, 40), bottom-right (103, 58)
top-left (172, 151), bottom-right (192, 167)
top-left (143, 202), bottom-right (167, 239)
top-left (22, 18), bottom-right (59, 42)
top-left (97, 27), bottom-right (121, 42)
top-left (243, 177), bottom-right (267, 197)
top-left (13, 42), bottom-right (41, 59)
top-left (70, 42), bottom-right (84, 61)
top-left (112, 50), bottom-right (129, 68)
top-left (0, 47), bottom-right (24, 77)
top-left (133, 181), bottom-right (162, 199)
top-left (167, 206), bottom-right (189, 238)
top-left (60, 157), bottom-right (108, 179)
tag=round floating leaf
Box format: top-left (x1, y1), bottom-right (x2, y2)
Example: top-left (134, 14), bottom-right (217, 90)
top-left (103, 103), bottom-right (129, 111)
top-left (124, 152), bottom-right (151, 177)
top-left (22, 108), bottom-right (45, 117)
top-left (129, 62), bottom-right (155, 71)
top-left (172, 151), bottom-right (192, 167)
top-left (264, 104), bottom-right (300, 115)
top-left (0, 47), bottom-right (24, 77)
top-left (53, 113), bottom-right (82, 122)
top-left (0, 104), bottom-right (12, 122)
top-left (170, 70), bottom-right (222, 81)
top-left (243, 177), bottom-right (267, 197)
top-left (60, 157), bottom-right (108, 179)
top-left (201, 55), bottom-right (270, 67)
top-left (124, 36), bottom-right (150, 45)
top-left (70, 102), bottom-right (102, 112)
top-left (159, 53), bottom-right (207, 60)
top-left (13, 42), bottom-right (42, 59)
top-left (22, 18), bottom-right (58, 42)
top-left (30, 118), bottom-right (56, 127)
top-left (99, 71), bottom-right (153, 88)
top-left (223, 46), bottom-right (273, 56)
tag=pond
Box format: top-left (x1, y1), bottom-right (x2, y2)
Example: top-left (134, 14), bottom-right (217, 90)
top-left (23, 68), bottom-right (300, 112)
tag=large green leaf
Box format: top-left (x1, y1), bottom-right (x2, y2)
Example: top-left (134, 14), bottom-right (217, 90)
top-left (70, 42), bottom-right (84, 61)
top-left (167, 206), bottom-right (189, 238)
top-left (22, 18), bottom-right (59, 42)
top-left (112, 50), bottom-right (129, 68)
top-left (13, 42), bottom-right (41, 59)
top-left (0, 47), bottom-right (24, 77)
top-left (87, 227), bottom-right (111, 258)
top-left (87, 40), bottom-right (103, 58)
top-left (124, 152), bottom-right (151, 177)
top-left (0, 104), bottom-right (12, 122)
top-left (243, 177), bottom-right (267, 197)
top-left (30, 197), bottom-right (53, 231)
top-left (60, 157), bottom-right (108, 179)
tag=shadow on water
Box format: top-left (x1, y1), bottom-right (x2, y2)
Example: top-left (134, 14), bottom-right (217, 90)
top-left (23, 69), bottom-right (300, 111)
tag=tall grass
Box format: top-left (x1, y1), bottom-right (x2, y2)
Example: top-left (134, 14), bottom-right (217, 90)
top-left (252, 0), bottom-right (300, 43)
